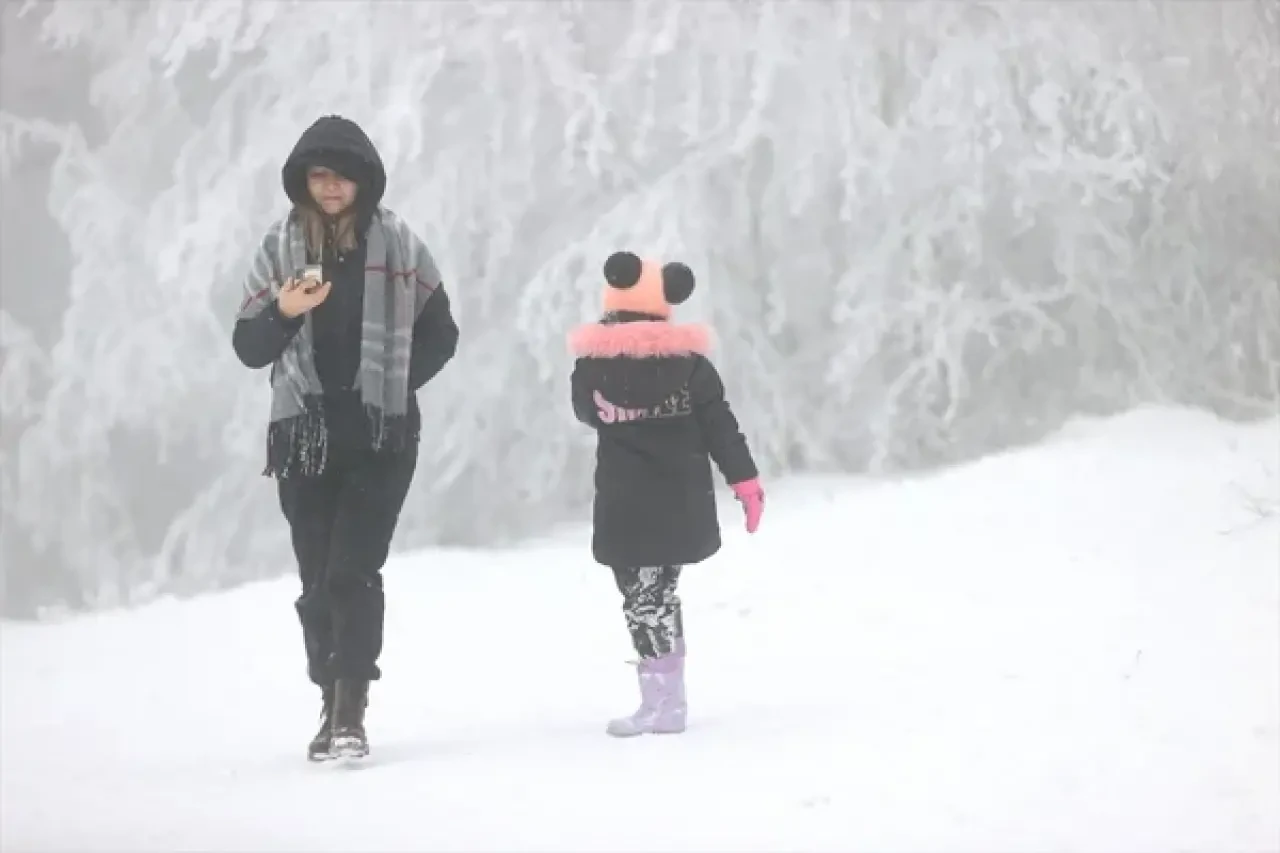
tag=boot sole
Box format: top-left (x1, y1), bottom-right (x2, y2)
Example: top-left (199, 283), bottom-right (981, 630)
top-left (331, 736), bottom-right (370, 760)
top-left (606, 725), bottom-right (687, 738)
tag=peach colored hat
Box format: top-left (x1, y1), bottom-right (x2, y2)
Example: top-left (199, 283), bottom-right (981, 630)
top-left (601, 251), bottom-right (696, 319)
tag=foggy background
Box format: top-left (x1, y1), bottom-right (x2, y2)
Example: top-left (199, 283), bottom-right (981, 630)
top-left (1, 0), bottom-right (1277, 620)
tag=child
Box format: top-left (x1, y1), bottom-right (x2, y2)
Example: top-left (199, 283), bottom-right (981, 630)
top-left (568, 251), bottom-right (765, 737)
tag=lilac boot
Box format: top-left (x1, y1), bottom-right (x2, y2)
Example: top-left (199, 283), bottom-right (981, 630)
top-left (606, 638), bottom-right (687, 737)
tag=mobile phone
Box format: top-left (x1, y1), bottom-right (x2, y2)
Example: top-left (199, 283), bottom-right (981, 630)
top-left (301, 264), bottom-right (323, 293)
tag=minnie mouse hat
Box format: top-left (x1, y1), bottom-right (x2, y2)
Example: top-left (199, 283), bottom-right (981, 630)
top-left (601, 251), bottom-right (696, 319)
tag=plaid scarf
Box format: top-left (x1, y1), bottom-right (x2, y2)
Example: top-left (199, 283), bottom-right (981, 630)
top-left (237, 206), bottom-right (440, 478)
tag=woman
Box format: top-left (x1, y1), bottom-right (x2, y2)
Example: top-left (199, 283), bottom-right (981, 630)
top-left (232, 115), bottom-right (459, 761)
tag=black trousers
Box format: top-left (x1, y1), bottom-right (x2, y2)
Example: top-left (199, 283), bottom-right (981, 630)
top-left (278, 442), bottom-right (417, 687)
top-left (612, 565), bottom-right (684, 659)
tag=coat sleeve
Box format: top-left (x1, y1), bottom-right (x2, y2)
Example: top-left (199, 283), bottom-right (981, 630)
top-left (393, 213), bottom-right (459, 391)
top-left (570, 359), bottom-right (601, 427)
top-left (231, 223), bottom-right (303, 369)
top-left (690, 355), bottom-right (758, 485)
top-left (408, 283), bottom-right (459, 391)
top-left (232, 301), bottom-right (304, 369)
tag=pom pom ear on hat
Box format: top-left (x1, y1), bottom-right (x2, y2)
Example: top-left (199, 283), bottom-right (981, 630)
top-left (662, 261), bottom-right (696, 305)
top-left (603, 251), bottom-right (643, 289)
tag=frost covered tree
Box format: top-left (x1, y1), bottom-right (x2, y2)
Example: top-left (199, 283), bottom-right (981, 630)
top-left (2, 0), bottom-right (1277, 618)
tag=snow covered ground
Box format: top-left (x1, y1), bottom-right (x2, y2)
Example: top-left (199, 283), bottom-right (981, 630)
top-left (3, 406), bottom-right (1278, 853)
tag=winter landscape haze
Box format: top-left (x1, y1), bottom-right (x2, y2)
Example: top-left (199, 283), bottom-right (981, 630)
top-left (1, 1), bottom-right (1278, 851)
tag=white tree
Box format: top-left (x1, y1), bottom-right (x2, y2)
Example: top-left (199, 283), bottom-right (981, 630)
top-left (1, 0), bottom-right (1276, 617)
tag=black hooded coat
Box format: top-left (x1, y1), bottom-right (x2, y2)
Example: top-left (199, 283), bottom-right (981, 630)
top-left (232, 115), bottom-right (459, 450)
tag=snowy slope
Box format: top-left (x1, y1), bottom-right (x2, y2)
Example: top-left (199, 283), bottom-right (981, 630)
top-left (3, 406), bottom-right (1278, 853)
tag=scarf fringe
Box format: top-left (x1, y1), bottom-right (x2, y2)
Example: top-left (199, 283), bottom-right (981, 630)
top-left (365, 403), bottom-right (415, 454)
top-left (261, 398), bottom-right (417, 478)
top-left (263, 397), bottom-right (329, 479)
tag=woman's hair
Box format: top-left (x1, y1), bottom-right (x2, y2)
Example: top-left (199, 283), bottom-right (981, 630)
top-left (298, 204), bottom-right (359, 261)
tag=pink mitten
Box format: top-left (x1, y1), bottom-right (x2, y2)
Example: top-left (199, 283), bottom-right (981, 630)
top-left (730, 478), bottom-right (765, 534)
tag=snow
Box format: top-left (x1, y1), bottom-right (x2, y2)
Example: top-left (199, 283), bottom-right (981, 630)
top-left (3, 406), bottom-right (1278, 852)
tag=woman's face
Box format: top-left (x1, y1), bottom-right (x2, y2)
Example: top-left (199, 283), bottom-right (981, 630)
top-left (307, 166), bottom-right (357, 215)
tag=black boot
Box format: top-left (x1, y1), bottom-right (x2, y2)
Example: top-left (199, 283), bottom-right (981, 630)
top-left (306, 685), bottom-right (335, 762)
top-left (331, 678), bottom-right (370, 759)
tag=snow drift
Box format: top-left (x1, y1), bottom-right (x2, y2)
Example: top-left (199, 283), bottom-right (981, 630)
top-left (2, 406), bottom-right (1277, 852)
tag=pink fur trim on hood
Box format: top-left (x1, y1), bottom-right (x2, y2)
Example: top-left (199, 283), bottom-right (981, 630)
top-left (568, 321), bottom-right (712, 358)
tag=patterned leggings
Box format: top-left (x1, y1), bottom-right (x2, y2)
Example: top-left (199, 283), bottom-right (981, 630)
top-left (612, 565), bottom-right (684, 659)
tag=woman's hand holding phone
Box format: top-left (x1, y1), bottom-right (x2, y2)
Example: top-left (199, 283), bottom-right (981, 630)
top-left (277, 275), bottom-right (331, 318)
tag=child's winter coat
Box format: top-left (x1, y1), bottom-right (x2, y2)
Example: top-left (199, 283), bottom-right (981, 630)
top-left (568, 251), bottom-right (761, 569)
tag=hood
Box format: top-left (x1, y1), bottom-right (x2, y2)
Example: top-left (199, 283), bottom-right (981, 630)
top-left (281, 115), bottom-right (387, 211)
top-left (569, 318), bottom-right (711, 412)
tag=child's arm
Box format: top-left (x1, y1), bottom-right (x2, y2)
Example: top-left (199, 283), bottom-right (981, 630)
top-left (691, 356), bottom-right (764, 531)
top-left (690, 356), bottom-right (758, 485)
top-left (570, 359), bottom-right (601, 427)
